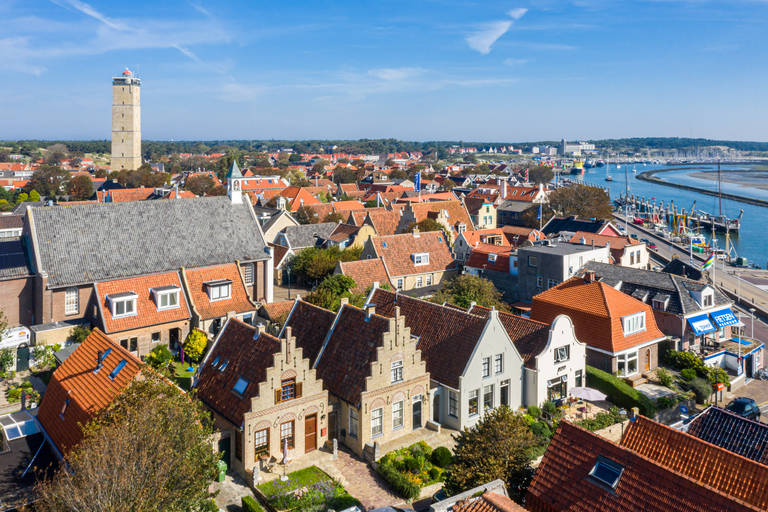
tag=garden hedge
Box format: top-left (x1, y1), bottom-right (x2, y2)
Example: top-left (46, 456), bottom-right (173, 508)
top-left (377, 463), bottom-right (421, 500)
top-left (585, 366), bottom-right (656, 417)
top-left (241, 496), bottom-right (264, 512)
top-left (431, 446), bottom-right (452, 468)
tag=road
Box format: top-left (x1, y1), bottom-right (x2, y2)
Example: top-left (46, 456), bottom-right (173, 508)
top-left (614, 213), bottom-right (768, 323)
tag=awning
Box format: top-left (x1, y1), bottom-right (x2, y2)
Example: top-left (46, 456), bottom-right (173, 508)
top-left (710, 308), bottom-right (739, 328)
top-left (687, 314), bottom-right (716, 335)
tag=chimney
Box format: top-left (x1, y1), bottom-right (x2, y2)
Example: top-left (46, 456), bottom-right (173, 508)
top-left (366, 303), bottom-right (376, 318)
top-left (412, 226), bottom-right (420, 237)
top-left (339, 297), bottom-right (349, 307)
top-left (501, 179), bottom-right (508, 199)
top-left (584, 270), bottom-right (596, 283)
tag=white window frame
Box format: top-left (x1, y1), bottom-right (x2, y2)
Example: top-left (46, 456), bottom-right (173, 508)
top-left (415, 276), bottom-right (423, 288)
top-left (621, 312), bottom-right (646, 335)
top-left (483, 384), bottom-right (494, 411)
top-left (554, 345), bottom-right (570, 363)
top-left (371, 408), bottom-right (383, 438)
top-left (702, 292), bottom-right (714, 307)
top-left (617, 351), bottom-right (639, 377)
top-left (412, 253), bottom-right (430, 266)
top-left (468, 389), bottom-right (479, 417)
top-left (482, 356), bottom-right (491, 378)
top-left (349, 407), bottom-right (359, 439)
top-left (426, 274), bottom-right (433, 286)
top-left (391, 360), bottom-right (403, 384)
top-left (154, 288), bottom-right (180, 311)
top-left (536, 276), bottom-right (544, 289)
top-left (448, 391), bottom-right (458, 418)
top-left (65, 287), bottom-right (79, 315)
top-left (110, 294), bottom-right (137, 319)
top-left (396, 278), bottom-right (404, 290)
top-left (392, 400), bottom-right (404, 430)
top-left (207, 282), bottom-right (232, 301)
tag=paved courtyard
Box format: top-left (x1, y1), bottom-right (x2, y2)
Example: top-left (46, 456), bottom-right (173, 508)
top-left (728, 378), bottom-right (768, 422)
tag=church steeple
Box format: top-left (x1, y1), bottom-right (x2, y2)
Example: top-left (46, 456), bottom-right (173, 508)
top-left (227, 160), bottom-right (244, 204)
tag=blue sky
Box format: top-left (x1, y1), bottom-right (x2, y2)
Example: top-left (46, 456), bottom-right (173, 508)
top-left (2, 0), bottom-right (768, 141)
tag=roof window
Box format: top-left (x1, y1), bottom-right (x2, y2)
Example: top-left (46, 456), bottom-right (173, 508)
top-left (233, 377), bottom-right (249, 396)
top-left (151, 286), bottom-right (180, 311)
top-left (412, 253), bottom-right (430, 266)
top-left (219, 360), bottom-right (229, 372)
top-left (109, 359), bottom-right (128, 381)
top-left (211, 355), bottom-right (221, 368)
top-left (205, 280), bottom-right (232, 301)
top-left (107, 292), bottom-right (138, 318)
top-left (588, 456), bottom-right (624, 490)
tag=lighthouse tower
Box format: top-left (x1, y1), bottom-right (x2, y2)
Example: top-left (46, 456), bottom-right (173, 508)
top-left (111, 68), bottom-right (142, 171)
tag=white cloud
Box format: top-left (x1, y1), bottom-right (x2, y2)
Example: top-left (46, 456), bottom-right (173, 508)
top-left (504, 57), bottom-right (529, 66)
top-left (465, 20), bottom-right (513, 54)
top-left (367, 67), bottom-right (425, 81)
top-left (51, 0), bottom-right (127, 31)
top-left (508, 7), bottom-right (529, 20)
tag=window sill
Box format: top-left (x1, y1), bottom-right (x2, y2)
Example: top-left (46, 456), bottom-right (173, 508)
top-left (371, 433), bottom-right (383, 439)
top-left (393, 425), bottom-right (403, 432)
top-left (157, 305), bottom-right (180, 312)
top-left (113, 313), bottom-right (137, 319)
top-left (209, 297), bottom-right (232, 302)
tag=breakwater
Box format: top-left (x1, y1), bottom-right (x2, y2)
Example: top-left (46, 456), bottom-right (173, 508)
top-left (636, 168), bottom-right (768, 208)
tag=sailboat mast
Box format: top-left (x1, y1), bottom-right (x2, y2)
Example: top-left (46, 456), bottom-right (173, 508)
top-left (717, 160), bottom-right (722, 218)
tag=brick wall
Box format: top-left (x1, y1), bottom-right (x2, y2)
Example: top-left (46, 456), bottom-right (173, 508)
top-left (108, 320), bottom-right (190, 358)
top-left (0, 276), bottom-right (35, 327)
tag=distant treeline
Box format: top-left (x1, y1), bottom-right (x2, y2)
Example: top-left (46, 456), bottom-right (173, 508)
top-left (4, 137), bottom-right (768, 158)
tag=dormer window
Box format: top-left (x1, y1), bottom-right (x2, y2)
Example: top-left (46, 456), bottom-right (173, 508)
top-left (108, 292), bottom-right (137, 318)
top-left (621, 312), bottom-right (646, 336)
top-left (205, 280), bottom-right (232, 301)
top-left (488, 253), bottom-right (497, 262)
top-left (151, 286), bottom-right (180, 311)
top-left (233, 377), bottom-right (249, 396)
top-left (412, 253), bottom-right (430, 266)
top-left (702, 291), bottom-right (714, 307)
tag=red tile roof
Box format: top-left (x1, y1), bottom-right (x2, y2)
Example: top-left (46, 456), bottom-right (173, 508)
top-left (259, 300), bottom-right (294, 323)
top-left (182, 263), bottom-right (255, 321)
top-left (620, 415), bottom-right (768, 510)
top-left (283, 299), bottom-right (337, 364)
top-left (465, 245), bottom-right (513, 273)
top-left (96, 188), bottom-right (155, 202)
top-left (527, 421), bottom-right (760, 512)
top-left (95, 272), bottom-right (190, 333)
top-left (453, 492), bottom-right (528, 512)
top-left (279, 186), bottom-right (323, 211)
top-left (37, 329), bottom-right (142, 455)
top-left (364, 207), bottom-right (406, 235)
top-left (408, 200), bottom-right (473, 235)
top-left (531, 276), bottom-right (665, 353)
top-left (337, 258), bottom-right (392, 293)
top-left (370, 230), bottom-right (456, 278)
top-left (269, 243), bottom-right (291, 268)
top-left (331, 200), bottom-right (365, 211)
top-left (195, 319), bottom-right (281, 426)
top-left (327, 223), bottom-right (360, 244)
top-left (370, 288), bottom-right (487, 389)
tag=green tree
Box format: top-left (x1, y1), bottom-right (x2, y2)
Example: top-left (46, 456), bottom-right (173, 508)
top-left (29, 189), bottom-right (41, 202)
top-left (185, 175), bottom-right (216, 196)
top-left (294, 205), bottom-right (318, 225)
top-left (407, 218), bottom-right (443, 233)
top-left (183, 329), bottom-right (208, 363)
top-left (431, 274), bottom-right (509, 311)
top-left (68, 325), bottom-right (91, 344)
top-left (388, 168), bottom-right (407, 180)
top-left (67, 175), bottom-right (94, 200)
top-left (36, 372), bottom-right (218, 512)
top-left (290, 246), bottom-right (362, 285)
top-left (527, 165), bottom-right (554, 185)
top-left (547, 183), bottom-right (613, 220)
top-left (444, 406), bottom-right (536, 503)
top-left (306, 274), bottom-right (359, 311)
top-left (16, 192), bottom-right (29, 203)
top-left (27, 164), bottom-right (66, 197)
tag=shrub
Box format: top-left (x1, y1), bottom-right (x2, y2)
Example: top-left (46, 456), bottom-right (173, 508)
top-left (404, 456), bottom-right (420, 473)
top-left (241, 496), bottom-right (263, 512)
top-left (680, 368), bottom-right (697, 381)
top-left (576, 407), bottom-right (625, 431)
top-left (686, 377), bottom-right (712, 403)
top-left (527, 405), bottom-right (542, 419)
top-left (377, 463), bottom-right (421, 500)
top-left (656, 396), bottom-right (677, 410)
top-left (202, 498), bottom-right (219, 512)
top-left (409, 441), bottom-right (432, 459)
top-left (429, 467), bottom-right (441, 481)
top-left (0, 348), bottom-right (14, 376)
top-left (431, 446), bottom-right (452, 468)
top-left (656, 367), bottom-right (673, 387)
top-left (706, 366), bottom-right (730, 386)
top-left (530, 421), bottom-right (552, 439)
top-left (68, 324), bottom-right (92, 344)
top-left (183, 329), bottom-right (208, 363)
top-left (146, 345), bottom-right (173, 369)
top-left (586, 366), bottom-right (656, 417)
top-left (542, 401), bottom-right (558, 417)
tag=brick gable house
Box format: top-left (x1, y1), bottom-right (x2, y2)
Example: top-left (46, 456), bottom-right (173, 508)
top-left (194, 318), bottom-right (328, 479)
top-left (93, 271), bottom-right (191, 357)
top-left (283, 299), bottom-right (430, 457)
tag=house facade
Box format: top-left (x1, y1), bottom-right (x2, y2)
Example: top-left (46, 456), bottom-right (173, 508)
top-left (94, 271), bottom-right (191, 356)
top-left (569, 231), bottom-right (649, 269)
top-left (195, 318), bottom-right (329, 479)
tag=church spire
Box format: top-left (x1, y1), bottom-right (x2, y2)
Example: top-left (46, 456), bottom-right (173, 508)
top-left (227, 159), bottom-right (244, 204)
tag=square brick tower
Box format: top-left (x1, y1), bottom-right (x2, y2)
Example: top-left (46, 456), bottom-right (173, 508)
top-left (111, 68), bottom-right (142, 171)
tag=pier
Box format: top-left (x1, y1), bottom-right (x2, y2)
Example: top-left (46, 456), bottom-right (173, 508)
top-left (614, 194), bottom-right (742, 234)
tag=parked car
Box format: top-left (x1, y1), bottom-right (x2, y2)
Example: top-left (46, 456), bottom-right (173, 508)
top-left (648, 242), bottom-right (658, 250)
top-left (725, 397), bottom-right (761, 421)
top-left (629, 233), bottom-right (639, 240)
top-left (640, 238), bottom-right (650, 244)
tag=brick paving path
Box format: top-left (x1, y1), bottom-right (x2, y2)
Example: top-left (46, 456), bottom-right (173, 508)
top-left (330, 448), bottom-right (403, 511)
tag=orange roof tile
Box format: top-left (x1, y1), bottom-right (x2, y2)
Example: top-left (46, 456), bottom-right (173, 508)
top-left (37, 329), bottom-right (142, 455)
top-left (182, 263), bottom-right (255, 320)
top-left (531, 276), bottom-right (665, 353)
top-left (94, 272), bottom-right (191, 334)
top-left (96, 188), bottom-right (154, 202)
top-left (453, 492), bottom-right (527, 512)
top-left (408, 200), bottom-right (473, 235)
top-left (337, 258), bottom-right (392, 293)
top-left (371, 230), bottom-right (456, 278)
top-left (260, 300), bottom-right (294, 322)
top-left (331, 200), bottom-right (365, 211)
top-left (465, 245), bottom-right (513, 273)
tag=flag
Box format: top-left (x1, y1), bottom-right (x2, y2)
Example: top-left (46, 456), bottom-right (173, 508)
top-left (702, 253), bottom-right (715, 270)
top-left (414, 171), bottom-right (421, 192)
top-left (537, 203), bottom-right (542, 220)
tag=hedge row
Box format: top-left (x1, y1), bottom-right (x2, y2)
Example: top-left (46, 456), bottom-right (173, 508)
top-left (377, 463), bottom-right (421, 500)
top-left (585, 366), bottom-right (656, 417)
top-left (241, 496), bottom-right (264, 512)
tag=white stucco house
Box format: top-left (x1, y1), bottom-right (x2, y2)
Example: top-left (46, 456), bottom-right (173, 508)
top-left (369, 287), bottom-right (587, 430)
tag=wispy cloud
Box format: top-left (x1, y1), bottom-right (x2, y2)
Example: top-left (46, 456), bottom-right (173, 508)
top-left (465, 7), bottom-right (529, 54)
top-left (52, 0), bottom-right (127, 30)
top-left (466, 20), bottom-right (513, 54)
top-left (504, 57), bottom-right (529, 66)
top-left (367, 67), bottom-right (425, 81)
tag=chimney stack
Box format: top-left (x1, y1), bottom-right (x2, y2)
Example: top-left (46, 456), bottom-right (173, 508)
top-left (339, 297), bottom-right (349, 307)
top-left (366, 303), bottom-right (376, 318)
top-left (584, 270), bottom-right (596, 283)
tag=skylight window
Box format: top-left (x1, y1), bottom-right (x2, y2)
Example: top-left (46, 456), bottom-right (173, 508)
top-left (109, 359), bottom-right (128, 381)
top-left (211, 356), bottom-right (221, 368)
top-left (233, 377), bottom-right (249, 395)
top-left (588, 456), bottom-right (624, 490)
top-left (219, 360), bottom-right (229, 372)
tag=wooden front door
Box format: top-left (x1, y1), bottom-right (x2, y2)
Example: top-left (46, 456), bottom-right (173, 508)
top-left (644, 348), bottom-right (651, 372)
top-left (304, 414), bottom-right (317, 453)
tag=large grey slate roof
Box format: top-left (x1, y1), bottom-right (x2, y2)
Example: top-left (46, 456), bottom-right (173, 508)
top-left (280, 222), bottom-right (337, 249)
top-left (582, 261), bottom-right (730, 316)
top-left (30, 197), bottom-right (269, 288)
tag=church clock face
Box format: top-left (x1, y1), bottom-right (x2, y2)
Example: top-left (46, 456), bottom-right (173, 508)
top-left (233, 180), bottom-right (241, 191)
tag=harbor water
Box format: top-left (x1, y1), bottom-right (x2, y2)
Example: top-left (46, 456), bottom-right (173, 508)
top-left (577, 163), bottom-right (768, 268)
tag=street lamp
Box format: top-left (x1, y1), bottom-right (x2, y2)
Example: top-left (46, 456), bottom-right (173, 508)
top-left (750, 307), bottom-right (756, 340)
top-left (619, 409), bottom-right (627, 437)
top-left (286, 268), bottom-right (292, 299)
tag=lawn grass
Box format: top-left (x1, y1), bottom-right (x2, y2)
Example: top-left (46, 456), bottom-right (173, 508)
top-left (257, 466), bottom-right (360, 512)
top-left (172, 361), bottom-right (196, 391)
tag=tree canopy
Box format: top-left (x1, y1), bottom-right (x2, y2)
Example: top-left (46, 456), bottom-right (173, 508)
top-left (444, 406), bottom-right (537, 503)
top-left (305, 274), bottom-right (365, 311)
top-left (431, 274), bottom-right (509, 311)
top-left (546, 183), bottom-right (613, 220)
top-left (36, 372), bottom-right (218, 512)
top-left (66, 175), bottom-right (94, 200)
top-left (527, 165), bottom-right (554, 185)
top-left (290, 246), bottom-right (363, 286)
